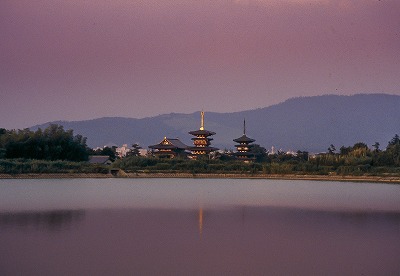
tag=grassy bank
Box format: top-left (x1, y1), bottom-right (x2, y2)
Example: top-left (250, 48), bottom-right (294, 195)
top-left (0, 159), bottom-right (109, 175)
top-left (113, 156), bottom-right (400, 177)
top-left (1, 171), bottom-right (400, 184)
top-left (1, 158), bottom-right (400, 184)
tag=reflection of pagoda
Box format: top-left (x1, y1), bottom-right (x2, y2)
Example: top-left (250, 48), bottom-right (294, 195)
top-left (188, 111), bottom-right (218, 157)
top-left (233, 119), bottom-right (256, 161)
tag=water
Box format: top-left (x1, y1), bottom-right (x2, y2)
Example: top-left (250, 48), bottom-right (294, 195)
top-left (0, 178), bottom-right (399, 275)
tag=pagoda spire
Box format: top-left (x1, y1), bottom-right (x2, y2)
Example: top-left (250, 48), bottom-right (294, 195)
top-left (200, 111), bottom-right (205, 130)
top-left (188, 110), bottom-right (218, 156)
top-left (233, 118), bottom-right (256, 161)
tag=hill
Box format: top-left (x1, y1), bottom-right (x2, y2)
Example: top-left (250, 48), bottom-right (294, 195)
top-left (31, 94), bottom-right (400, 152)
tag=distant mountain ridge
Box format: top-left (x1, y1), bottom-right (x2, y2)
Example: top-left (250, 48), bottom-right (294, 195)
top-left (31, 94), bottom-right (400, 152)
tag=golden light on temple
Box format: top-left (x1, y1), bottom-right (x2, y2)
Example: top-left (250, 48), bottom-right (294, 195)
top-left (200, 111), bottom-right (205, 131)
top-left (188, 111), bottom-right (218, 156)
top-left (198, 208), bottom-right (203, 237)
top-left (233, 118), bottom-right (256, 161)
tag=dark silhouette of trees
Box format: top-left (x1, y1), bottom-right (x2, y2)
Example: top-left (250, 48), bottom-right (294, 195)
top-left (328, 144), bottom-right (336, 155)
top-left (249, 144), bottom-right (268, 162)
top-left (1, 124), bottom-right (400, 177)
top-left (0, 125), bottom-right (89, 161)
top-left (127, 143), bottom-right (142, 157)
top-left (89, 146), bottom-right (117, 161)
top-left (372, 142), bottom-right (380, 152)
top-left (384, 134), bottom-right (400, 166)
top-left (296, 150), bottom-right (309, 161)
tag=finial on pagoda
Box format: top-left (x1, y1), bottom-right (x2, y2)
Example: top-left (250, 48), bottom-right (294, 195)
top-left (200, 111), bottom-right (205, 130)
top-left (243, 118), bottom-right (246, 135)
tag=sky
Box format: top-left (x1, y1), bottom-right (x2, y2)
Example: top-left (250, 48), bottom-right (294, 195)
top-left (1, 0), bottom-right (399, 129)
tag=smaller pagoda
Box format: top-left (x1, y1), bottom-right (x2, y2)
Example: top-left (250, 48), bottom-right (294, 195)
top-left (188, 111), bottom-right (218, 157)
top-left (233, 119), bottom-right (256, 161)
top-left (148, 137), bottom-right (188, 158)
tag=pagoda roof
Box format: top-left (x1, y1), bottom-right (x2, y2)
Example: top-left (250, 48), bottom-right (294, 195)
top-left (191, 137), bottom-right (213, 141)
top-left (233, 152), bottom-right (257, 159)
top-left (233, 134), bottom-right (255, 143)
top-left (234, 151), bottom-right (255, 156)
top-left (187, 146), bottom-right (218, 151)
top-left (189, 129), bottom-right (216, 136)
top-left (149, 137), bottom-right (188, 150)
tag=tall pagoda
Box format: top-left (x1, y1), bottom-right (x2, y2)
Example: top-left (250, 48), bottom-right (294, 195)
top-left (188, 111), bottom-right (218, 157)
top-left (233, 119), bottom-right (256, 161)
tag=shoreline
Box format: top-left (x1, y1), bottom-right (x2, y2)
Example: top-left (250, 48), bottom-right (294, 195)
top-left (0, 172), bottom-right (400, 184)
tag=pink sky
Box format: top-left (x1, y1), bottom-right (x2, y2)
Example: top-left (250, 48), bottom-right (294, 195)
top-left (1, 0), bottom-right (399, 129)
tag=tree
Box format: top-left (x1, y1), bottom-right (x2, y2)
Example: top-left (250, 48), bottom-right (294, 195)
top-left (388, 134), bottom-right (400, 147)
top-left (127, 143), bottom-right (142, 157)
top-left (296, 150), bottom-right (309, 161)
top-left (0, 125), bottom-right (89, 161)
top-left (339, 146), bottom-right (351, 156)
top-left (350, 142), bottom-right (370, 158)
top-left (250, 144), bottom-right (268, 162)
top-left (328, 144), bottom-right (336, 155)
top-left (372, 142), bottom-right (380, 152)
top-left (352, 142), bottom-right (368, 150)
top-left (385, 134), bottom-right (400, 166)
top-left (95, 146), bottom-right (117, 162)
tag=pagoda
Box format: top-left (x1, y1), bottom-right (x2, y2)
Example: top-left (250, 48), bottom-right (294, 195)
top-left (233, 119), bottom-right (256, 161)
top-left (188, 111), bottom-right (218, 157)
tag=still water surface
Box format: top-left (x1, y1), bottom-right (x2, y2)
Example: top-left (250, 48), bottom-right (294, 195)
top-left (0, 178), bottom-right (399, 275)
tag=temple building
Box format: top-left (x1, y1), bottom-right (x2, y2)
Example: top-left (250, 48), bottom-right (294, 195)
top-left (188, 111), bottom-right (218, 157)
top-left (148, 137), bottom-right (188, 158)
top-left (233, 119), bottom-right (256, 161)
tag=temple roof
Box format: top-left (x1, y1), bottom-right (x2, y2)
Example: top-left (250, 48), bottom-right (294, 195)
top-left (234, 152), bottom-right (256, 157)
top-left (167, 138), bottom-right (188, 149)
top-left (149, 137), bottom-right (188, 150)
top-left (233, 134), bottom-right (255, 143)
top-left (187, 146), bottom-right (218, 152)
top-left (148, 144), bottom-right (178, 150)
top-left (189, 129), bottom-right (216, 136)
top-left (191, 137), bottom-right (213, 141)
top-left (234, 153), bottom-right (257, 161)
top-left (88, 155), bottom-right (112, 164)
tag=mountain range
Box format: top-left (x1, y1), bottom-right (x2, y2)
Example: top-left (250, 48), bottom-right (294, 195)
top-left (31, 94), bottom-right (400, 152)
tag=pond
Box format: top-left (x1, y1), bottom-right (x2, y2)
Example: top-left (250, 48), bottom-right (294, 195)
top-left (0, 178), bottom-right (399, 275)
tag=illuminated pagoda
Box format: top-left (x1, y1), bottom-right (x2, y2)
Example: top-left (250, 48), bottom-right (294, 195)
top-left (233, 119), bottom-right (256, 161)
top-left (148, 137), bottom-right (188, 158)
top-left (188, 111), bottom-right (218, 157)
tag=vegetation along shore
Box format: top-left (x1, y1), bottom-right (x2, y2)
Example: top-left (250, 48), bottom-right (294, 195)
top-left (1, 172), bottom-right (400, 184)
top-left (0, 125), bottom-right (399, 183)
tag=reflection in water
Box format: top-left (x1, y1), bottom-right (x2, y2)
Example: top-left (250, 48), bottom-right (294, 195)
top-left (0, 206), bottom-right (399, 275)
top-left (1, 177), bottom-right (400, 275)
top-left (0, 210), bottom-right (85, 231)
top-left (198, 208), bottom-right (203, 237)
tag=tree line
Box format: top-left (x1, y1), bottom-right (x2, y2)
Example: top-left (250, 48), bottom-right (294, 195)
top-left (0, 124), bottom-right (399, 176)
top-left (114, 134), bottom-right (400, 176)
top-left (317, 135), bottom-right (400, 167)
top-left (0, 125), bottom-right (89, 161)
